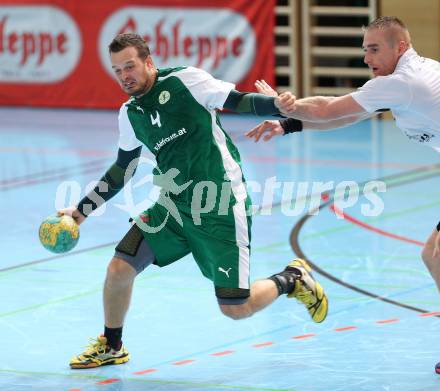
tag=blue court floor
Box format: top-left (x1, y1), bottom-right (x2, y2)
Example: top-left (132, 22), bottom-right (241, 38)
top-left (1, 107), bottom-right (440, 391)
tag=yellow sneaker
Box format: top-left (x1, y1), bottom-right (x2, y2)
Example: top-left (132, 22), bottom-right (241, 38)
top-left (69, 335), bottom-right (130, 369)
top-left (287, 259), bottom-right (328, 323)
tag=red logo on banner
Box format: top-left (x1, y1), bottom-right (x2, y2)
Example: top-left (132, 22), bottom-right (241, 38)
top-left (0, 6), bottom-right (81, 83)
top-left (0, 16), bottom-right (68, 66)
top-left (116, 16), bottom-right (243, 70)
top-left (99, 7), bottom-right (255, 84)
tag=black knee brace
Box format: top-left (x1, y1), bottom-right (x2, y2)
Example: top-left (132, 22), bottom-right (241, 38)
top-left (115, 224), bottom-right (144, 256)
top-left (215, 287), bottom-right (250, 305)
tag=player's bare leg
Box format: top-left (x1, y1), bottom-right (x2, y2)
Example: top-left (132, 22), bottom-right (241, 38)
top-left (104, 257), bottom-right (137, 327)
top-left (220, 279), bottom-right (279, 319)
top-left (69, 257), bottom-right (134, 369)
top-left (220, 259), bottom-right (328, 323)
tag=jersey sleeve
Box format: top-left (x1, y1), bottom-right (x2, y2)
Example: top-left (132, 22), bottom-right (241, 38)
top-left (175, 67), bottom-right (235, 110)
top-left (117, 103), bottom-right (143, 151)
top-left (350, 75), bottom-right (412, 113)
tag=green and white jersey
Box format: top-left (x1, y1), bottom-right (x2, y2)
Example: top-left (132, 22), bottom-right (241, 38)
top-left (117, 66), bottom-right (247, 208)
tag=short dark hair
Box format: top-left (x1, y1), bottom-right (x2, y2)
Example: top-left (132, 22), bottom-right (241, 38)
top-left (365, 16), bottom-right (407, 31)
top-left (108, 33), bottom-right (150, 59)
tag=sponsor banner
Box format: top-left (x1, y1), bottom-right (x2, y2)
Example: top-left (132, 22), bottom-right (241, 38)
top-left (0, 0), bottom-right (275, 109)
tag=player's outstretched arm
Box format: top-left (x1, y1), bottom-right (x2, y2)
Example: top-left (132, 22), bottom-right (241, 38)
top-left (284, 94), bottom-right (366, 122)
top-left (253, 79), bottom-right (368, 122)
top-left (247, 80), bottom-right (378, 142)
top-left (58, 146), bottom-right (142, 223)
top-left (246, 112), bottom-right (377, 142)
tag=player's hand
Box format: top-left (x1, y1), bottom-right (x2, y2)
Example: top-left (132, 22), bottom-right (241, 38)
top-left (274, 91), bottom-right (296, 115)
top-left (245, 120), bottom-right (284, 142)
top-left (255, 80), bottom-right (278, 97)
top-left (433, 230), bottom-right (440, 258)
top-left (57, 206), bottom-right (86, 225)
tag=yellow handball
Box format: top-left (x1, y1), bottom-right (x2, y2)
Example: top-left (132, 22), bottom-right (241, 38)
top-left (38, 215), bottom-right (80, 253)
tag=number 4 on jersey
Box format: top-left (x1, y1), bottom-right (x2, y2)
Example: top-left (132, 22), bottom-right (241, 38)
top-left (150, 111), bottom-right (162, 128)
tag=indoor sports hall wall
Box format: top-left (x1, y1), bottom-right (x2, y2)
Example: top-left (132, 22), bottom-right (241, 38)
top-left (380, 0), bottom-right (440, 59)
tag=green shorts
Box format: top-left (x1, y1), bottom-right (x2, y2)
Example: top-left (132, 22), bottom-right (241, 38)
top-left (135, 198), bottom-right (252, 296)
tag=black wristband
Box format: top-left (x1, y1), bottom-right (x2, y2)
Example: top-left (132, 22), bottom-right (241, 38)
top-left (279, 118), bottom-right (303, 134)
top-left (437, 221), bottom-right (440, 232)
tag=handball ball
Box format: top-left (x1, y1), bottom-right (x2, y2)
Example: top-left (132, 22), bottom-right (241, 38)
top-left (39, 215), bottom-right (80, 253)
